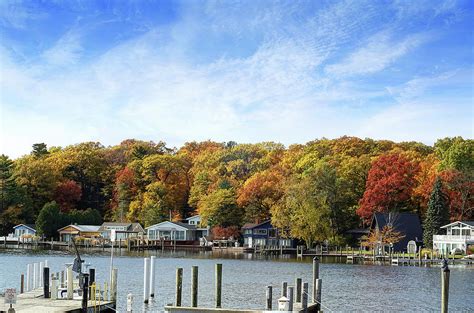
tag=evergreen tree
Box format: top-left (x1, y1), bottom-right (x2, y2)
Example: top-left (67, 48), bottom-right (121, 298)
top-left (36, 201), bottom-right (64, 239)
top-left (423, 177), bottom-right (450, 247)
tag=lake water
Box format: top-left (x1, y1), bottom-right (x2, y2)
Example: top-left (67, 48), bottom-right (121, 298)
top-left (0, 249), bottom-right (473, 312)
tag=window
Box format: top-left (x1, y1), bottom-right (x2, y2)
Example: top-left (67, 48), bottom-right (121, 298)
top-left (244, 229), bottom-right (252, 235)
top-left (268, 229), bottom-right (277, 238)
top-left (254, 229), bottom-right (267, 235)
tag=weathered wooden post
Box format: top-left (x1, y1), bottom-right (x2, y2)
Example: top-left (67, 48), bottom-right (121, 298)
top-left (302, 282), bottom-right (308, 312)
top-left (295, 278), bottom-right (302, 303)
top-left (111, 268), bottom-right (118, 302)
top-left (312, 257), bottom-right (319, 302)
top-left (60, 270), bottom-right (65, 288)
top-left (20, 274), bottom-right (24, 293)
top-left (33, 263), bottom-right (38, 290)
top-left (81, 273), bottom-right (89, 312)
top-left (281, 281), bottom-right (288, 297)
top-left (89, 268), bottom-right (95, 300)
top-left (51, 275), bottom-right (58, 300)
top-left (287, 286), bottom-right (294, 311)
top-left (266, 286), bottom-right (273, 310)
top-left (175, 268), bottom-right (183, 306)
top-left (43, 267), bottom-right (50, 298)
top-left (191, 265), bottom-right (199, 307)
top-left (441, 259), bottom-right (450, 313)
top-left (315, 278), bottom-right (322, 311)
top-left (143, 258), bottom-right (150, 303)
top-left (26, 264), bottom-right (32, 291)
top-left (150, 256), bottom-right (156, 298)
top-left (67, 265), bottom-right (74, 299)
top-left (215, 263), bottom-right (222, 308)
top-left (39, 261), bottom-right (44, 288)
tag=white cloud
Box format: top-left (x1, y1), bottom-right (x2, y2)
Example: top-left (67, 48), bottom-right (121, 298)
top-left (42, 30), bottom-right (83, 66)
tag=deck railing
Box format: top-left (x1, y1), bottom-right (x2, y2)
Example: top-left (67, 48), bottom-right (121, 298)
top-left (433, 234), bottom-right (472, 241)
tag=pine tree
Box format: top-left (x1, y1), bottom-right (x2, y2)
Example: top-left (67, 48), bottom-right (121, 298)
top-left (423, 177), bottom-right (450, 247)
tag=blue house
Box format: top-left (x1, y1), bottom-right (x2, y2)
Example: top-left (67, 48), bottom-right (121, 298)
top-left (242, 220), bottom-right (294, 248)
top-left (13, 224), bottom-right (36, 238)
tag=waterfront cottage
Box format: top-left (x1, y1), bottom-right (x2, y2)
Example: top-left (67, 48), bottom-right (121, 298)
top-left (98, 222), bottom-right (145, 240)
top-left (370, 212), bottom-right (423, 252)
top-left (146, 221), bottom-right (199, 241)
top-left (242, 220), bottom-right (294, 248)
top-left (184, 215), bottom-right (209, 238)
top-left (12, 224), bottom-right (36, 238)
top-left (433, 221), bottom-right (474, 255)
top-left (57, 224), bottom-right (101, 242)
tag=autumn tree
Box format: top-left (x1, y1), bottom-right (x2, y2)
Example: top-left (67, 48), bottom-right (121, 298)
top-left (357, 152), bottom-right (420, 222)
top-left (54, 180), bottom-right (82, 212)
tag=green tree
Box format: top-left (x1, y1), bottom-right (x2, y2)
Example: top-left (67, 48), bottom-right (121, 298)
top-left (32, 143), bottom-right (49, 158)
top-left (36, 201), bottom-right (64, 239)
top-left (423, 178), bottom-right (450, 247)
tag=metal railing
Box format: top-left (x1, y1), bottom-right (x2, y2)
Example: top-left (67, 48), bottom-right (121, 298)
top-left (433, 235), bottom-right (472, 241)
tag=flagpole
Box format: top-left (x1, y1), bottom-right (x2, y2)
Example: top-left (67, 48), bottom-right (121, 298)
top-left (109, 230), bottom-right (116, 300)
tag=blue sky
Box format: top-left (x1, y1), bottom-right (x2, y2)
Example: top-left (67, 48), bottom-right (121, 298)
top-left (0, 0), bottom-right (473, 158)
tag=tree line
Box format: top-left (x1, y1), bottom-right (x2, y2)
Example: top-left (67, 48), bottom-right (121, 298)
top-left (0, 137), bottom-right (472, 246)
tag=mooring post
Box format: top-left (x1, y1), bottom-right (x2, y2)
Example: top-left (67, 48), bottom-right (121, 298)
top-left (215, 263), bottom-right (222, 308)
top-left (441, 259), bottom-right (450, 313)
top-left (266, 285), bottom-right (272, 310)
top-left (143, 258), bottom-right (150, 303)
top-left (20, 274), bottom-right (24, 294)
top-left (175, 268), bottom-right (183, 306)
top-left (191, 265), bottom-right (198, 307)
top-left (51, 275), bottom-right (58, 300)
top-left (281, 281), bottom-right (288, 297)
top-left (312, 257), bottom-right (319, 302)
top-left (150, 256), bottom-right (156, 298)
top-left (89, 268), bottom-right (95, 300)
top-left (43, 267), bottom-right (50, 298)
top-left (315, 278), bottom-right (322, 311)
top-left (67, 265), bottom-right (74, 299)
top-left (26, 264), bottom-right (31, 291)
top-left (127, 293), bottom-right (134, 312)
top-left (302, 282), bottom-right (308, 312)
top-left (295, 278), bottom-right (302, 303)
top-left (81, 273), bottom-right (89, 312)
top-left (61, 270), bottom-right (65, 288)
top-left (111, 268), bottom-right (118, 302)
top-left (33, 263), bottom-right (38, 290)
top-left (287, 286), bottom-right (294, 311)
top-left (39, 261), bottom-right (44, 288)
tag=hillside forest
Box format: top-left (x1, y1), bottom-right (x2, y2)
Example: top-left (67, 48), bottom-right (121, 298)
top-left (0, 136), bottom-right (472, 246)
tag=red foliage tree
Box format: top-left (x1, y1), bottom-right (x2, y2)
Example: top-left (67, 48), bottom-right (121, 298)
top-left (54, 180), bottom-right (82, 212)
top-left (357, 153), bottom-right (420, 222)
top-left (211, 226), bottom-right (241, 240)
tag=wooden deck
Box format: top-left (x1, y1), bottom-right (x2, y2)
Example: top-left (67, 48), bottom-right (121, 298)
top-left (0, 288), bottom-right (115, 313)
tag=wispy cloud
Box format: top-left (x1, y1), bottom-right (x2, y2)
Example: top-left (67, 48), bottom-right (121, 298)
top-left (42, 30), bottom-right (83, 66)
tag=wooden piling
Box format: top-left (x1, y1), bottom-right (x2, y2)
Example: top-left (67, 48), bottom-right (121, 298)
top-left (26, 264), bottom-right (32, 292)
top-left (302, 282), bottom-right (308, 312)
top-left (281, 281), bottom-right (288, 297)
top-left (287, 286), bottom-right (294, 311)
top-left (315, 278), bottom-right (322, 311)
top-left (295, 278), bottom-right (302, 303)
top-left (191, 266), bottom-right (198, 307)
top-left (312, 257), bottom-right (319, 302)
top-left (143, 258), bottom-right (150, 303)
top-left (43, 267), bottom-right (50, 298)
top-left (150, 256), bottom-right (156, 298)
top-left (81, 273), bottom-right (89, 312)
top-left (266, 286), bottom-right (272, 310)
top-left (51, 276), bottom-right (58, 300)
top-left (215, 263), bottom-right (222, 308)
top-left (111, 268), bottom-right (118, 302)
top-left (175, 268), bottom-right (183, 306)
top-left (67, 266), bottom-right (73, 300)
top-left (20, 274), bottom-right (24, 293)
top-left (441, 261), bottom-right (450, 313)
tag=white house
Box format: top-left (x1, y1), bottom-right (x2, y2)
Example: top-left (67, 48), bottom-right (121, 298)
top-left (185, 215), bottom-right (209, 238)
top-left (146, 221), bottom-right (196, 241)
top-left (185, 215), bottom-right (202, 226)
top-left (98, 222), bottom-right (144, 240)
top-left (433, 221), bottom-right (474, 255)
top-left (13, 224), bottom-right (36, 238)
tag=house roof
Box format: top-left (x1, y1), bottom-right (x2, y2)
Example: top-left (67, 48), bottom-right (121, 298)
top-left (371, 212), bottom-right (423, 243)
top-left (146, 221), bottom-right (196, 231)
top-left (242, 220), bottom-right (271, 229)
top-left (441, 221), bottom-right (474, 229)
top-left (58, 224), bottom-right (101, 232)
top-left (13, 224), bottom-right (36, 232)
top-left (98, 222), bottom-right (144, 232)
top-left (185, 215), bottom-right (201, 220)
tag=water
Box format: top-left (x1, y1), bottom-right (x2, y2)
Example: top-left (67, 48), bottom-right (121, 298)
top-left (1, 249), bottom-right (473, 312)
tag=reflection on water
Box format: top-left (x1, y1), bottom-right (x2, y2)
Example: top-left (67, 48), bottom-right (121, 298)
top-left (0, 248), bottom-right (473, 312)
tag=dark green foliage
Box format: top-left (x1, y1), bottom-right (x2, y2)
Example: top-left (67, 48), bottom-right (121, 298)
top-left (32, 143), bottom-right (49, 158)
top-left (36, 201), bottom-right (63, 239)
top-left (423, 178), bottom-right (450, 247)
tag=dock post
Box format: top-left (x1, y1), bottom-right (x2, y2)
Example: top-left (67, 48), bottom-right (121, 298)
top-left (281, 281), bottom-right (287, 297)
top-left (26, 264), bottom-right (32, 291)
top-left (127, 293), bottom-right (134, 312)
top-left (295, 278), bottom-right (302, 303)
top-left (67, 265), bottom-right (74, 299)
top-left (60, 270), bottom-right (65, 288)
top-left (302, 282), bottom-right (308, 312)
top-left (150, 256), bottom-right (156, 298)
top-left (175, 268), bottom-right (183, 306)
top-left (312, 257), bottom-right (319, 301)
top-left (20, 274), bottom-right (24, 294)
top-left (111, 268), bottom-right (118, 302)
top-left (191, 265), bottom-right (198, 307)
top-left (43, 267), bottom-right (50, 298)
top-left (33, 263), bottom-right (38, 290)
top-left (215, 263), bottom-right (222, 308)
top-left (89, 268), bottom-right (95, 300)
top-left (39, 261), bottom-right (44, 287)
top-left (81, 273), bottom-right (89, 312)
top-left (143, 258), bottom-right (150, 303)
top-left (266, 285), bottom-right (272, 310)
top-left (441, 260), bottom-right (450, 313)
top-left (51, 275), bottom-right (58, 300)
top-left (287, 286), bottom-right (294, 311)
top-left (315, 278), bottom-right (322, 311)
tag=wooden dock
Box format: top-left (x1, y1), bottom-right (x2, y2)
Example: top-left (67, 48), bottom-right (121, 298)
top-left (0, 288), bottom-right (115, 313)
